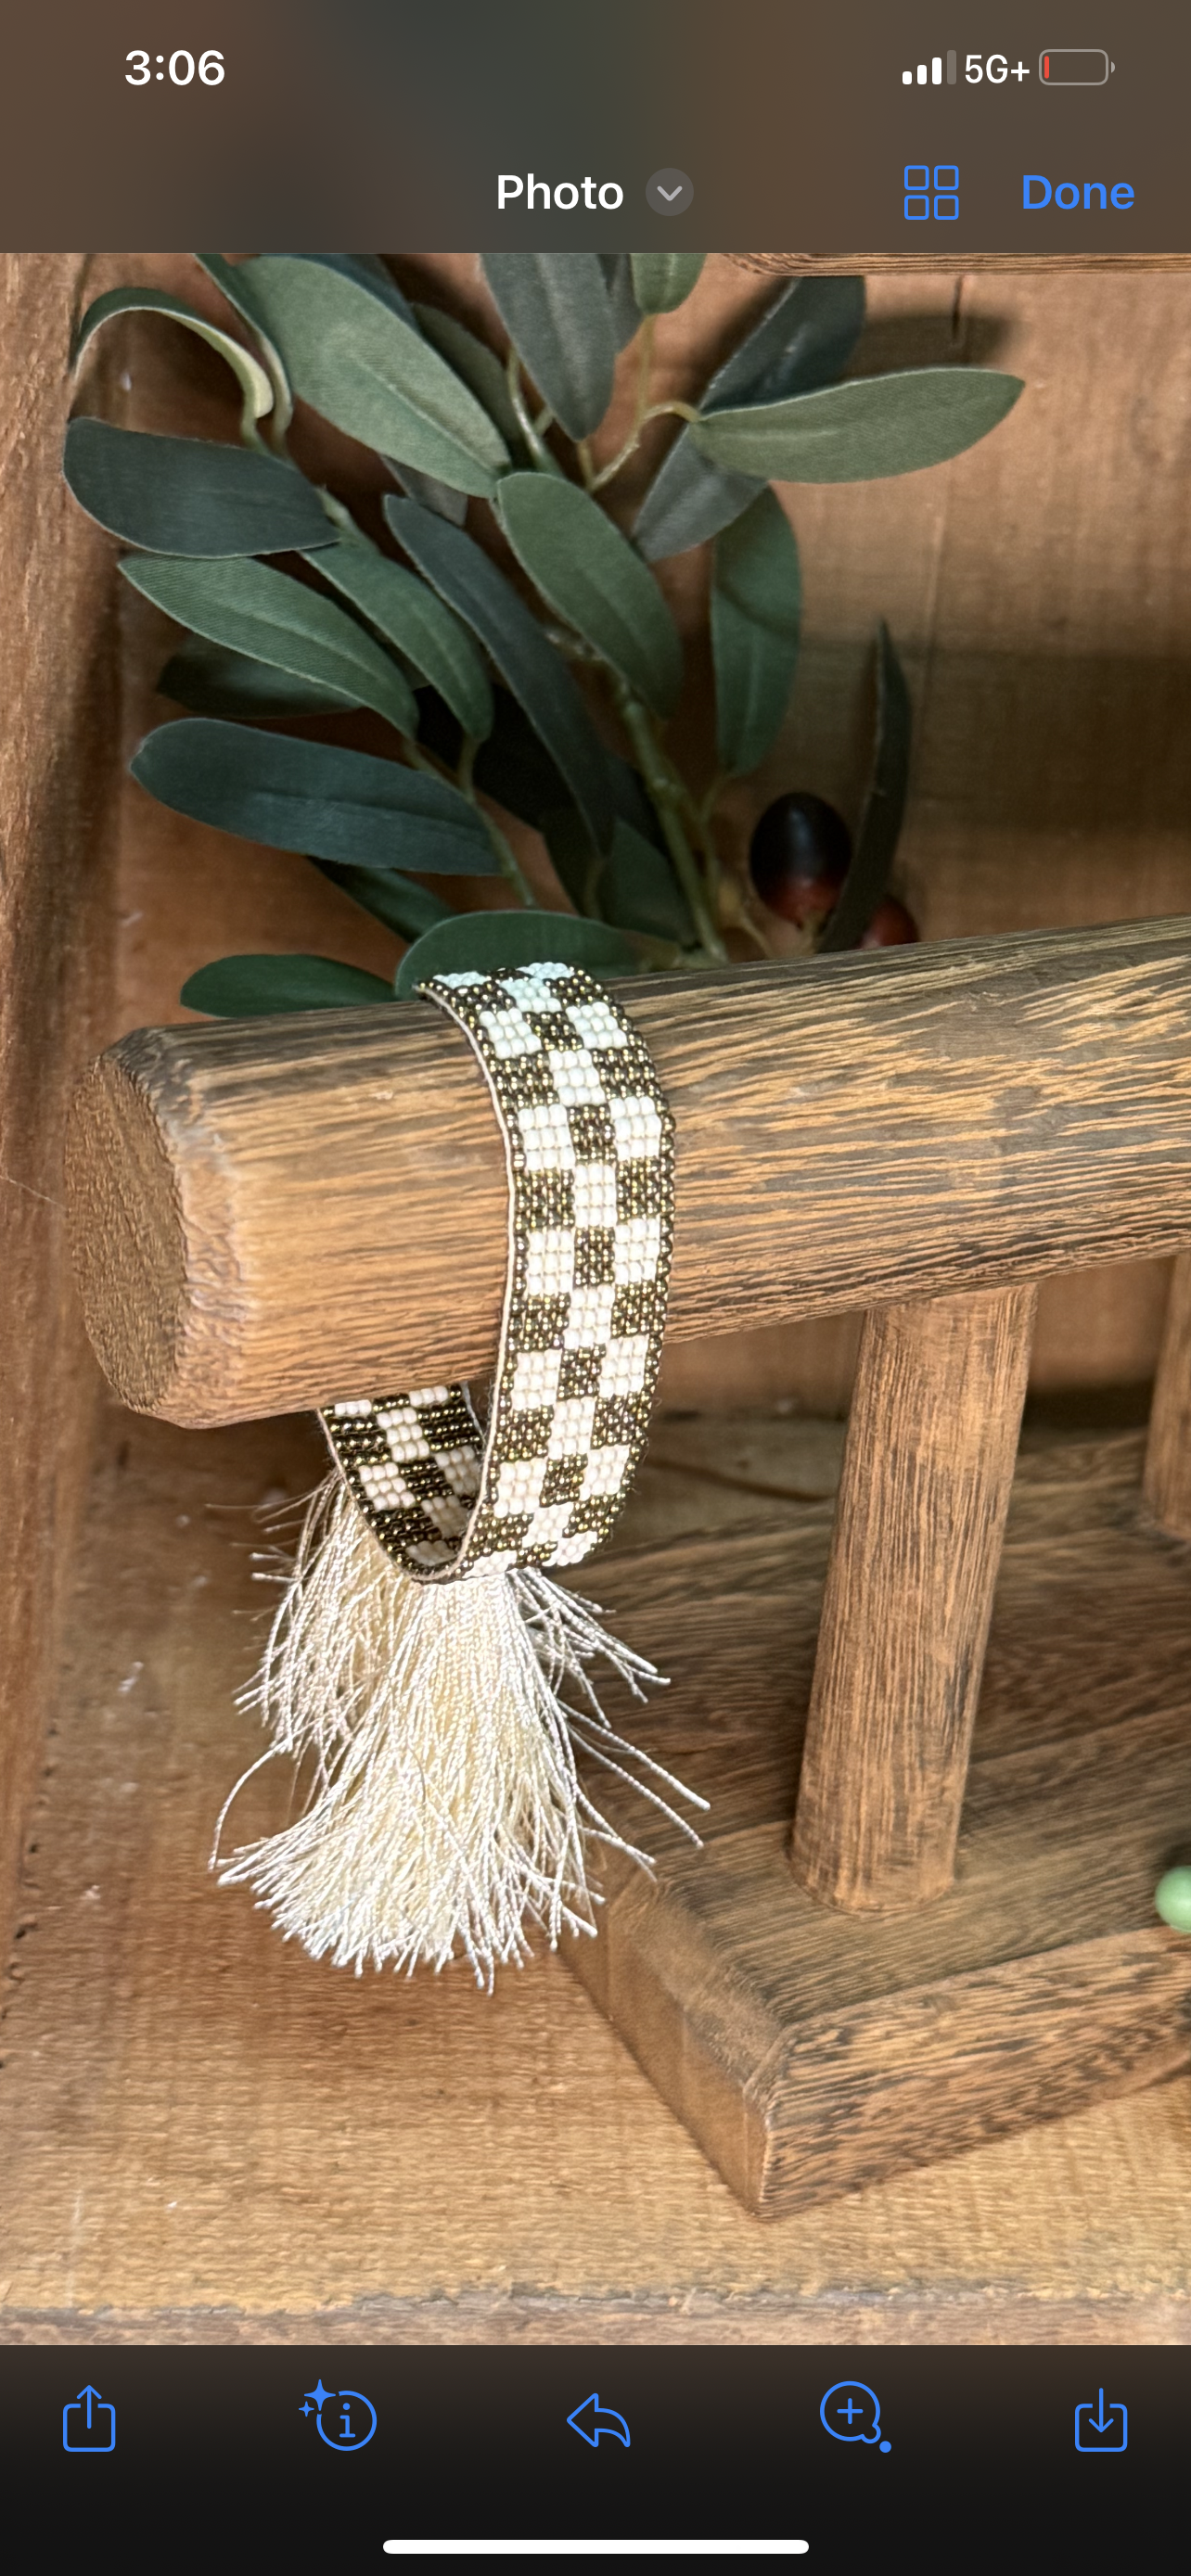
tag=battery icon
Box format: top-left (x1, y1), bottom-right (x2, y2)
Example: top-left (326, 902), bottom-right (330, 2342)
top-left (1040, 48), bottom-right (1113, 83)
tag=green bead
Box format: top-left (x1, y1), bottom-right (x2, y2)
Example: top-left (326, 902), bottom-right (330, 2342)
top-left (1154, 1866), bottom-right (1191, 1932)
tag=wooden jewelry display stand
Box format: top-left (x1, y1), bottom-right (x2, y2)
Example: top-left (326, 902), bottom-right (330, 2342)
top-left (65, 918), bottom-right (1191, 2217)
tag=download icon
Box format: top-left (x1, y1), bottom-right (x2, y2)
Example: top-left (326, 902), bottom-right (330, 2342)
top-left (1075, 2390), bottom-right (1127, 2452)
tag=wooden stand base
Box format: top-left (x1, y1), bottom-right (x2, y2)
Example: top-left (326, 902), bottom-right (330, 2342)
top-left (565, 1432), bottom-right (1191, 2217)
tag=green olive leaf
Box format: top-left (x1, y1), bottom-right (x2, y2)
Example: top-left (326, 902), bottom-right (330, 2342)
top-left (691, 367), bottom-right (1024, 483)
top-left (540, 806), bottom-right (606, 918)
top-left (313, 862), bottom-right (455, 944)
top-left (182, 953), bottom-right (395, 1016)
top-left (602, 814), bottom-right (696, 944)
top-left (63, 417), bottom-right (334, 556)
top-left (281, 275), bottom-right (474, 523)
top-left (460, 686), bottom-right (569, 825)
top-left (633, 276), bottom-right (866, 560)
top-left (395, 906), bottom-right (636, 997)
top-left (599, 255), bottom-right (643, 351)
top-left (132, 718), bottom-right (500, 874)
top-left (412, 304), bottom-right (528, 453)
top-left (634, 453), bottom-right (762, 565)
top-left (122, 553), bottom-right (419, 737)
top-left (494, 472), bottom-right (682, 720)
top-left (545, 807), bottom-right (695, 946)
top-left (72, 287), bottom-right (275, 445)
top-left (481, 253), bottom-right (615, 440)
top-left (387, 497), bottom-right (615, 852)
top-left (819, 622), bottom-right (912, 951)
top-left (542, 808), bottom-right (694, 947)
top-left (238, 256), bottom-right (509, 495)
top-left (192, 252), bottom-right (294, 434)
top-left (159, 636), bottom-right (361, 718)
top-left (311, 536), bottom-right (493, 740)
top-left (629, 253), bottom-right (706, 315)
top-left (606, 754), bottom-right (667, 851)
top-left (711, 490), bottom-right (800, 777)
top-left (282, 253), bottom-right (417, 325)
top-left (431, 685), bottom-right (660, 857)
top-left (387, 460), bottom-right (468, 524)
top-left (712, 276), bottom-right (866, 411)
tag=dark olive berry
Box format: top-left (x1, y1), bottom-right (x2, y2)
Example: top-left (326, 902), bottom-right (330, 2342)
top-left (859, 896), bottom-right (919, 948)
top-left (749, 793), bottom-right (852, 925)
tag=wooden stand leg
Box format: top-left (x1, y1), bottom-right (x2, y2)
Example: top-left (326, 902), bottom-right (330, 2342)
top-left (791, 1283), bottom-right (1037, 1912)
top-left (1144, 1252), bottom-right (1191, 1537)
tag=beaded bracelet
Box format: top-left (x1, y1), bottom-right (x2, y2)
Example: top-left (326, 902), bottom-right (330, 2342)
top-left (324, 958), bottom-right (673, 1579)
top-left (216, 963), bottom-right (699, 1983)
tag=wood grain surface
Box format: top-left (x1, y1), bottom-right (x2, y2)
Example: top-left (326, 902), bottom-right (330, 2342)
top-left (69, 914), bottom-right (1191, 1426)
top-left (731, 255), bottom-right (1191, 273)
top-left (5, 1403), bottom-right (1191, 2335)
top-left (1145, 1249), bottom-right (1191, 1536)
top-left (568, 1431), bottom-right (1191, 2215)
top-left (0, 257), bottom-right (122, 1957)
top-left (791, 1285), bottom-right (1036, 1909)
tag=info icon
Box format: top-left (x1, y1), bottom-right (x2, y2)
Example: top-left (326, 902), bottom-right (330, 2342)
top-left (300, 2379), bottom-right (377, 2451)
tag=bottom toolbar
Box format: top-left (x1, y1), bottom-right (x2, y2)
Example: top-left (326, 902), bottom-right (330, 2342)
top-left (5, 2346), bottom-right (1178, 2570)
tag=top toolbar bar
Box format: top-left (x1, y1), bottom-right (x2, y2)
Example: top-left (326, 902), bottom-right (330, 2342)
top-left (0, 2), bottom-right (1183, 249)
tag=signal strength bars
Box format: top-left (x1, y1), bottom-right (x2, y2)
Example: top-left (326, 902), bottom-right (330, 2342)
top-left (903, 53), bottom-right (957, 83)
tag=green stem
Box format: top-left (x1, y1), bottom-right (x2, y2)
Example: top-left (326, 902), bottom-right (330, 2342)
top-left (317, 487), bottom-right (363, 539)
top-left (685, 770), bottom-right (774, 952)
top-left (506, 351), bottom-right (566, 477)
top-left (584, 316), bottom-right (655, 494)
top-left (697, 771), bottom-right (727, 831)
top-left (635, 312), bottom-right (657, 426)
top-left (610, 675), bottom-right (727, 962)
top-left (677, 782), bottom-right (725, 917)
top-left (589, 391), bottom-right (701, 496)
top-left (452, 729), bottom-right (535, 902)
top-left (480, 807), bottom-right (537, 905)
top-left (735, 891), bottom-right (775, 956)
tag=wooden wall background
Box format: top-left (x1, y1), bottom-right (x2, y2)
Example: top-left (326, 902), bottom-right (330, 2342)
top-left (0, 257), bottom-right (121, 1952)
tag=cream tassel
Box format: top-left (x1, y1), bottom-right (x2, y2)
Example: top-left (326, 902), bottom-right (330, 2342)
top-left (215, 1475), bottom-right (705, 1985)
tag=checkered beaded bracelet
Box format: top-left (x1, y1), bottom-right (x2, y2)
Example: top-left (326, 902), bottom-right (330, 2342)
top-left (216, 961), bottom-right (697, 1984)
top-left (323, 958), bottom-right (674, 1583)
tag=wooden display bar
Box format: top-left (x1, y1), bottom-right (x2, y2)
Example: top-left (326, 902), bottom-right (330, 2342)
top-left (68, 917), bottom-right (1191, 1428)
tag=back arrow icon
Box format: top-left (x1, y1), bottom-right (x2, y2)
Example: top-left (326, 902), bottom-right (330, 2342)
top-left (567, 2392), bottom-right (631, 2448)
